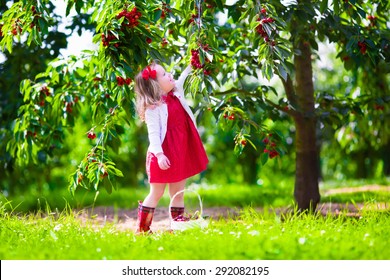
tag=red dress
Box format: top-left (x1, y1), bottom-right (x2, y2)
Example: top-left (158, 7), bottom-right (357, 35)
top-left (146, 91), bottom-right (208, 183)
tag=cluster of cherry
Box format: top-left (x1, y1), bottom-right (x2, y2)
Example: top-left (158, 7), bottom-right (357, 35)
top-left (256, 8), bottom-right (276, 46)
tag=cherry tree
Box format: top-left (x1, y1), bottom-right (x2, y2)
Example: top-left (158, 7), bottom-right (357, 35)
top-left (1, 0), bottom-right (388, 211)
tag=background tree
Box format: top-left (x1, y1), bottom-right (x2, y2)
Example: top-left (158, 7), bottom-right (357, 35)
top-left (1, 0), bottom-right (388, 211)
top-left (0, 0), bottom-right (69, 194)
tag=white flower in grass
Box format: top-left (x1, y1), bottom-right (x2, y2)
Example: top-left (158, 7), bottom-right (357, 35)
top-left (229, 231), bottom-right (242, 238)
top-left (53, 224), bottom-right (62, 231)
top-left (363, 233), bottom-right (370, 240)
top-left (320, 230), bottom-right (326, 236)
top-left (246, 224), bottom-right (253, 229)
top-left (248, 230), bottom-right (260, 236)
top-left (96, 248), bottom-right (101, 252)
top-left (298, 237), bottom-right (306, 245)
top-left (158, 247), bottom-right (164, 251)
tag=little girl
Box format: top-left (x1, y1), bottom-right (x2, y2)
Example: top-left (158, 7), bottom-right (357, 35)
top-left (134, 62), bottom-right (208, 233)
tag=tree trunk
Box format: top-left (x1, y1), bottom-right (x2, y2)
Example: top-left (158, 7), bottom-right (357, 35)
top-left (293, 40), bottom-right (320, 211)
top-left (383, 141), bottom-right (390, 176)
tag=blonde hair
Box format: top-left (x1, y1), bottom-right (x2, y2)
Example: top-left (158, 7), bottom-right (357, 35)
top-left (134, 62), bottom-right (163, 121)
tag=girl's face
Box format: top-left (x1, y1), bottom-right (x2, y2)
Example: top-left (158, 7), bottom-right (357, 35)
top-left (154, 64), bottom-right (175, 94)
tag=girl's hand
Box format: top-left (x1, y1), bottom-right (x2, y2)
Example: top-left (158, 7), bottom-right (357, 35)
top-left (156, 153), bottom-right (171, 170)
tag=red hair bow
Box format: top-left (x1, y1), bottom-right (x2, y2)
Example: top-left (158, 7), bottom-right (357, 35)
top-left (142, 66), bottom-right (157, 80)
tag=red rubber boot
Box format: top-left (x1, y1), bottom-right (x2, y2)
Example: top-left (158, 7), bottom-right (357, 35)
top-left (136, 201), bottom-right (155, 234)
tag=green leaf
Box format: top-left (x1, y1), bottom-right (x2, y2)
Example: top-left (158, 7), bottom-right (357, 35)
top-left (154, 8), bottom-right (162, 22)
top-left (38, 18), bottom-right (48, 34)
top-left (215, 0), bottom-right (224, 10)
top-left (320, 0), bottom-right (328, 14)
top-left (277, 63), bottom-right (288, 81)
top-left (333, 0), bottom-right (340, 15)
top-left (356, 7), bottom-right (366, 19)
top-left (263, 63), bottom-right (274, 81)
top-left (6, 35), bottom-right (13, 53)
top-left (261, 152), bottom-right (269, 165)
top-left (66, 1), bottom-right (75, 16)
top-left (20, 80), bottom-right (32, 101)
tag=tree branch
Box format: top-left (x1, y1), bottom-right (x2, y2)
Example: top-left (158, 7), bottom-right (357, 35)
top-left (281, 75), bottom-right (298, 107)
top-left (212, 87), bottom-right (298, 117)
top-left (263, 98), bottom-right (299, 117)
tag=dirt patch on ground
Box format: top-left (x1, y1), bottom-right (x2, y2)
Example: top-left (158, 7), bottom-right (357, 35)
top-left (322, 185), bottom-right (390, 195)
top-left (76, 206), bottom-right (241, 232)
top-left (75, 185), bottom-right (390, 232)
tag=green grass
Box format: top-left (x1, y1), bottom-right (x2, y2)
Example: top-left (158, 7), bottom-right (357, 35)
top-left (0, 180), bottom-right (296, 213)
top-left (1, 205), bottom-right (389, 260)
top-left (1, 178), bottom-right (389, 260)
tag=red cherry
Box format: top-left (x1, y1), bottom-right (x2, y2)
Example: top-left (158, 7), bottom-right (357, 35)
top-left (116, 76), bottom-right (125, 86)
top-left (66, 103), bottom-right (73, 113)
top-left (374, 104), bottom-right (384, 111)
top-left (146, 37), bottom-right (152, 44)
top-left (269, 150), bottom-right (279, 159)
top-left (261, 8), bottom-right (267, 14)
top-left (87, 132), bottom-right (96, 140)
top-left (241, 139), bottom-right (247, 146)
top-left (161, 38), bottom-right (168, 47)
top-left (77, 174), bottom-right (83, 184)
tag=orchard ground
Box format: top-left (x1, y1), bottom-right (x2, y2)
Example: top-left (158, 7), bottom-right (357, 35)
top-left (2, 184), bottom-right (390, 260)
top-left (76, 185), bottom-right (390, 232)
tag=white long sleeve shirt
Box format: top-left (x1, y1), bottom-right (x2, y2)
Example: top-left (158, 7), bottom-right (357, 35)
top-left (144, 66), bottom-right (197, 155)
